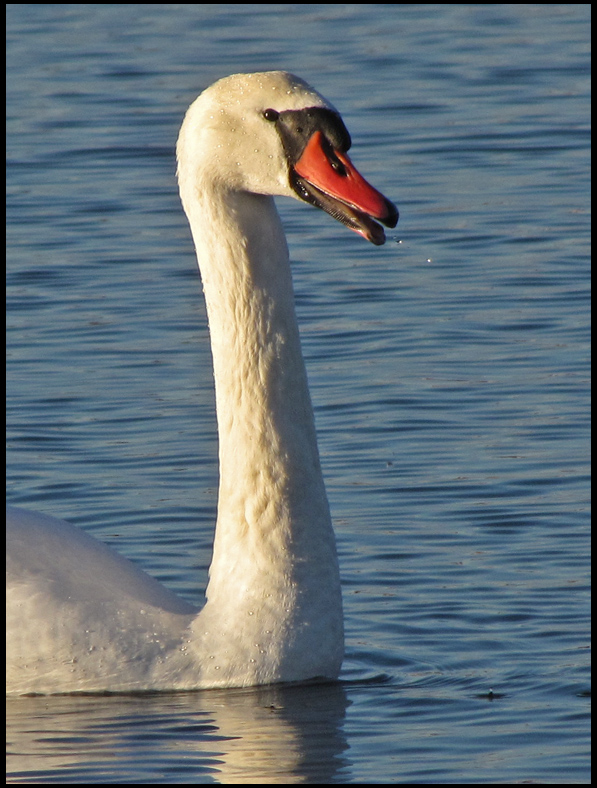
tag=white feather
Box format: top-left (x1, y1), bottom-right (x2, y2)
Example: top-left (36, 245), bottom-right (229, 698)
top-left (6, 72), bottom-right (344, 695)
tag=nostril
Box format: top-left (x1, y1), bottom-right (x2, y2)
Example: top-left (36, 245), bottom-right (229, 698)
top-left (330, 156), bottom-right (348, 177)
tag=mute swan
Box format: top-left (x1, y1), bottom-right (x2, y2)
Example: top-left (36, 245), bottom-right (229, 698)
top-left (6, 71), bottom-right (398, 695)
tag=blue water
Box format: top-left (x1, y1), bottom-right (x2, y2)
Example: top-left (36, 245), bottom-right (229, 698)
top-left (6, 4), bottom-right (590, 784)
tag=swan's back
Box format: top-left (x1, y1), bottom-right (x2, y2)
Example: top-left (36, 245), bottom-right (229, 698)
top-left (7, 506), bottom-right (195, 694)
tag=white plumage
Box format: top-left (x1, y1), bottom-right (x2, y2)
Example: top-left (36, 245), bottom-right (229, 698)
top-left (6, 72), bottom-right (397, 695)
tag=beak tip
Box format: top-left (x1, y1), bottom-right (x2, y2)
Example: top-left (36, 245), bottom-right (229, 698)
top-left (383, 202), bottom-right (399, 229)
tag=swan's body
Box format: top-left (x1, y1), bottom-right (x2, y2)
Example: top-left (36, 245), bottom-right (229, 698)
top-left (6, 71), bottom-right (397, 695)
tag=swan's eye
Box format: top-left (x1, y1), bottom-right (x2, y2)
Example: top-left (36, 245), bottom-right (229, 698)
top-left (263, 108), bottom-right (279, 122)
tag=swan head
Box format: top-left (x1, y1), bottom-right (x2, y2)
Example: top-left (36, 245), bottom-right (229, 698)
top-left (177, 71), bottom-right (398, 245)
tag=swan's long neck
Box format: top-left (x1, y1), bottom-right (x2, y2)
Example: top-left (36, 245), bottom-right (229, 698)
top-left (182, 185), bottom-right (340, 652)
top-left (201, 190), bottom-right (331, 546)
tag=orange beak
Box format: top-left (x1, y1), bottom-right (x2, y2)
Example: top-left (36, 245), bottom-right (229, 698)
top-left (293, 131), bottom-right (398, 244)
